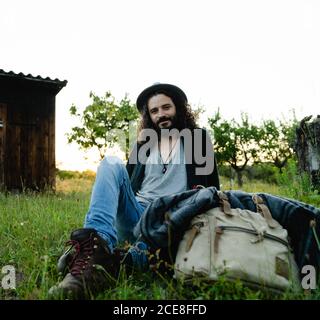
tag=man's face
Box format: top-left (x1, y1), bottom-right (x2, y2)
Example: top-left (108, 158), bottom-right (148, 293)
top-left (147, 94), bottom-right (177, 130)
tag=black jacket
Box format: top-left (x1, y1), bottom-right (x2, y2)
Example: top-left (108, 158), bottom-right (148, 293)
top-left (126, 128), bottom-right (220, 194)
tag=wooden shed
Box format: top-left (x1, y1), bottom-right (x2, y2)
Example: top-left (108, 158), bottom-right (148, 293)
top-left (0, 69), bottom-right (67, 191)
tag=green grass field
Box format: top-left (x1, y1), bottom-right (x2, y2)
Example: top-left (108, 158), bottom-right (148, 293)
top-left (0, 175), bottom-right (319, 300)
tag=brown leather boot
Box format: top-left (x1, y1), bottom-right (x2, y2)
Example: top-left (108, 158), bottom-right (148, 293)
top-left (49, 228), bottom-right (122, 299)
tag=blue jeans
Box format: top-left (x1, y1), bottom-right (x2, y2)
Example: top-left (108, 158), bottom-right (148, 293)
top-left (84, 156), bottom-right (147, 252)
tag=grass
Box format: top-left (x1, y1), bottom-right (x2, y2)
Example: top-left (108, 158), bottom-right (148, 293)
top-left (0, 180), bottom-right (89, 300)
top-left (0, 174), bottom-right (319, 300)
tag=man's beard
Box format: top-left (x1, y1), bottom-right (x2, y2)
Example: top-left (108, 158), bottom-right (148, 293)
top-left (154, 115), bottom-right (178, 134)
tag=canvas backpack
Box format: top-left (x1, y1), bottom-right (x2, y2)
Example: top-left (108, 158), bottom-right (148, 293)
top-left (174, 191), bottom-right (300, 293)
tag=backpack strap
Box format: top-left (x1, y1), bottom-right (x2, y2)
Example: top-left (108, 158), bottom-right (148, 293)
top-left (217, 191), bottom-right (233, 216)
top-left (252, 194), bottom-right (278, 229)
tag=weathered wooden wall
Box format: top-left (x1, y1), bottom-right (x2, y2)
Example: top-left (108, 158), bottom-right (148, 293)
top-left (4, 94), bottom-right (55, 190)
top-left (0, 103), bottom-right (7, 188)
top-left (0, 70), bottom-right (66, 191)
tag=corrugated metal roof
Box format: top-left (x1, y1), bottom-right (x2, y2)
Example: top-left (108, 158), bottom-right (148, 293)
top-left (0, 69), bottom-right (67, 88)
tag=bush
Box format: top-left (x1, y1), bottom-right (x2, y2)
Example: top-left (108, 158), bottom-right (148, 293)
top-left (56, 169), bottom-right (96, 181)
top-left (218, 164), bottom-right (278, 184)
top-left (79, 170), bottom-right (96, 180)
top-left (276, 159), bottom-right (317, 200)
top-left (245, 163), bottom-right (278, 184)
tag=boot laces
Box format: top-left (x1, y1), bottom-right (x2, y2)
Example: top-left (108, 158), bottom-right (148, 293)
top-left (66, 237), bottom-right (94, 276)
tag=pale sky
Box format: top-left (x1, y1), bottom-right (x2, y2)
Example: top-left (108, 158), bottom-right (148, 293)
top-left (1, 0), bottom-right (320, 171)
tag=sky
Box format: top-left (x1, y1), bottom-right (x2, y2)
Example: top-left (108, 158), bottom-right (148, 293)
top-left (1, 0), bottom-right (320, 171)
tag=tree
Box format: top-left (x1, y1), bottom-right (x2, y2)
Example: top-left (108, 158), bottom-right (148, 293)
top-left (67, 91), bottom-right (140, 160)
top-left (258, 117), bottom-right (298, 173)
top-left (295, 115), bottom-right (320, 190)
top-left (208, 110), bottom-right (261, 187)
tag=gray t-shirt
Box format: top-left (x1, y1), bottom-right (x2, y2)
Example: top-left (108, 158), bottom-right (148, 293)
top-left (135, 139), bottom-right (188, 205)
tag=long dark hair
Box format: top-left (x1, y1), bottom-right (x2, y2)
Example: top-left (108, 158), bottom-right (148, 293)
top-left (137, 91), bottom-right (197, 142)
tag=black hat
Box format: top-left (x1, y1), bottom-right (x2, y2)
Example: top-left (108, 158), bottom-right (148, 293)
top-left (136, 83), bottom-right (188, 113)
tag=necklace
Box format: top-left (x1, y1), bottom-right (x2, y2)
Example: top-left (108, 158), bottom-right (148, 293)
top-left (159, 138), bottom-right (179, 174)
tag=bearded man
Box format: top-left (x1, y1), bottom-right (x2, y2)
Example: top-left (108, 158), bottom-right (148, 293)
top-left (49, 83), bottom-right (220, 298)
